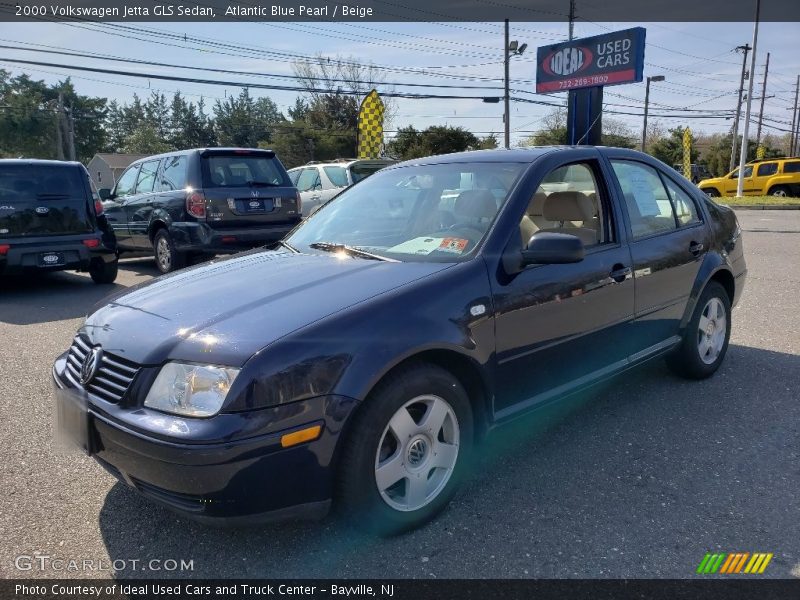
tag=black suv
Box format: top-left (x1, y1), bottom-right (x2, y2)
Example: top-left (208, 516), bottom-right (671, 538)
top-left (0, 160), bottom-right (118, 284)
top-left (99, 148), bottom-right (302, 273)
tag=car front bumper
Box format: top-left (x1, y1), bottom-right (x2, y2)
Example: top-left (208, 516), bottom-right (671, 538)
top-left (169, 222), bottom-right (300, 254)
top-left (52, 353), bottom-right (357, 524)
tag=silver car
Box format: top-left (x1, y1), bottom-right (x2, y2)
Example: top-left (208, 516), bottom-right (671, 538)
top-left (288, 159), bottom-right (396, 216)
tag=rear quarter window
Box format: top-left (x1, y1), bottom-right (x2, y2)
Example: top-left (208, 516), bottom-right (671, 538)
top-left (783, 161), bottom-right (800, 174)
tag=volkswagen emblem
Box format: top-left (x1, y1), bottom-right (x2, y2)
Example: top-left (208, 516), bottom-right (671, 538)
top-left (80, 346), bottom-right (103, 386)
top-left (407, 438), bottom-right (428, 467)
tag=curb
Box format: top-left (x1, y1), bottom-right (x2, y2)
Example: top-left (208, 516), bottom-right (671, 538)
top-left (723, 204), bottom-right (800, 210)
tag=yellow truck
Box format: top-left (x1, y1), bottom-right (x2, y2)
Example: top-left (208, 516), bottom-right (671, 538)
top-left (698, 157), bottom-right (800, 198)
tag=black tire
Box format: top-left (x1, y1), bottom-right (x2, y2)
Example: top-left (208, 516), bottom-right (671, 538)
top-left (666, 281), bottom-right (731, 379)
top-left (769, 185), bottom-right (789, 197)
top-left (337, 363), bottom-right (474, 535)
top-left (89, 257), bottom-right (118, 284)
top-left (703, 188), bottom-right (720, 198)
top-left (153, 229), bottom-right (185, 274)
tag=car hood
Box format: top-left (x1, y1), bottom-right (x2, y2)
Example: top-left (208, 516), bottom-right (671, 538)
top-left (81, 250), bottom-right (452, 366)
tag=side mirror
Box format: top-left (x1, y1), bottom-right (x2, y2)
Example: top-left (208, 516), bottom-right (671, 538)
top-left (521, 232), bottom-right (585, 266)
top-left (98, 188), bottom-right (112, 200)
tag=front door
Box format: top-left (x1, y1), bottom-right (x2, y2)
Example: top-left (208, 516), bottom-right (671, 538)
top-left (491, 154), bottom-right (635, 417)
top-left (126, 159), bottom-right (161, 249)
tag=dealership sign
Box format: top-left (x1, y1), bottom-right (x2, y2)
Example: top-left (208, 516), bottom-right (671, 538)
top-left (536, 27), bottom-right (646, 93)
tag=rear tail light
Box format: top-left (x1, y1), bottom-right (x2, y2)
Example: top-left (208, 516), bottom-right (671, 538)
top-left (186, 190), bottom-right (206, 219)
top-left (82, 239), bottom-right (100, 248)
top-left (94, 199), bottom-right (104, 216)
top-left (295, 190), bottom-right (302, 214)
top-left (0, 244), bottom-right (9, 255)
top-left (221, 236), bottom-right (237, 243)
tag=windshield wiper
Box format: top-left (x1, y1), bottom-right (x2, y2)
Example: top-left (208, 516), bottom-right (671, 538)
top-left (246, 180), bottom-right (280, 187)
top-left (276, 240), bottom-right (299, 253)
top-left (308, 241), bottom-right (396, 262)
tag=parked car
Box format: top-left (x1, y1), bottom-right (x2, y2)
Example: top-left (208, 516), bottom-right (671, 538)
top-left (698, 157), bottom-right (800, 197)
top-left (672, 163), bottom-right (712, 184)
top-left (288, 158), bottom-right (396, 216)
top-left (99, 148), bottom-right (301, 273)
top-left (0, 159), bottom-right (118, 283)
top-left (54, 147), bottom-right (745, 534)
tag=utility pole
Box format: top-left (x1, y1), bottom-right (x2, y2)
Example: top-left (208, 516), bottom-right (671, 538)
top-left (730, 43), bottom-right (751, 172)
top-left (56, 93), bottom-right (65, 161)
top-left (791, 76), bottom-right (799, 156)
top-left (736, 0), bottom-right (761, 198)
top-left (568, 0), bottom-right (575, 40)
top-left (755, 52), bottom-right (769, 149)
top-left (504, 18), bottom-right (510, 149)
top-left (66, 103), bottom-right (76, 161)
top-left (641, 75), bottom-right (665, 152)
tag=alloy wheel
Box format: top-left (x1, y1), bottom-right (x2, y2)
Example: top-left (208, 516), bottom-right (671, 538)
top-left (374, 395), bottom-right (460, 512)
top-left (697, 297), bottom-right (727, 365)
top-left (156, 237), bottom-right (172, 271)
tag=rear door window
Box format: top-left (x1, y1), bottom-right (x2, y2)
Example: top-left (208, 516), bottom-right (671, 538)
top-left (323, 166), bottom-right (349, 187)
top-left (135, 160), bottom-right (160, 194)
top-left (662, 176), bottom-right (701, 227)
top-left (296, 168), bottom-right (320, 192)
top-left (201, 153), bottom-right (289, 188)
top-left (756, 162), bottom-right (778, 177)
top-left (159, 155), bottom-right (187, 191)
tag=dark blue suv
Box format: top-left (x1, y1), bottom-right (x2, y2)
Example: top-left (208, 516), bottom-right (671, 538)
top-left (99, 148), bottom-right (301, 273)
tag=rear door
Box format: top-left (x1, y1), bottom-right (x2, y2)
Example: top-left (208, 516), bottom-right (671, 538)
top-left (126, 159), bottom-right (161, 249)
top-left (0, 163), bottom-right (94, 238)
top-left (200, 150), bottom-right (300, 227)
top-left (295, 167), bottom-right (323, 216)
top-left (751, 161), bottom-right (778, 194)
top-left (606, 155), bottom-right (709, 353)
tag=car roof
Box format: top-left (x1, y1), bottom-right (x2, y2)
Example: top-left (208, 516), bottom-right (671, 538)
top-left (393, 146), bottom-right (658, 168)
top-left (0, 159), bottom-right (84, 168)
top-left (129, 147), bottom-right (277, 165)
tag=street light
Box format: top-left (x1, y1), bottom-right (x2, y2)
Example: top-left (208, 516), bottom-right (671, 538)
top-left (504, 19), bottom-right (527, 149)
top-left (641, 74), bottom-right (665, 152)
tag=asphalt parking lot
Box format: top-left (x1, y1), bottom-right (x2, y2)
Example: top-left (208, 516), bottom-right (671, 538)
top-left (1, 210), bottom-right (798, 580)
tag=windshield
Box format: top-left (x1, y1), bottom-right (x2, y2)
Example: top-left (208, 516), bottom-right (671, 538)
top-left (287, 161), bottom-right (527, 262)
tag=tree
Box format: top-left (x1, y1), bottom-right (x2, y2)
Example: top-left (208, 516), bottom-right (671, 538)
top-left (214, 88), bottom-right (282, 147)
top-left (122, 122), bottom-right (172, 154)
top-left (387, 125), bottom-right (491, 160)
top-left (521, 108), bottom-right (635, 148)
top-left (649, 127), bottom-right (699, 167)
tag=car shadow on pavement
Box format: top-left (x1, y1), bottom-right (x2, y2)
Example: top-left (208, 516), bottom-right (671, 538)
top-left (97, 343), bottom-right (800, 579)
top-left (117, 258), bottom-right (162, 277)
top-left (0, 271), bottom-right (125, 325)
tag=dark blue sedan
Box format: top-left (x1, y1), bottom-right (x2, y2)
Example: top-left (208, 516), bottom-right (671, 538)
top-left (53, 147), bottom-right (746, 534)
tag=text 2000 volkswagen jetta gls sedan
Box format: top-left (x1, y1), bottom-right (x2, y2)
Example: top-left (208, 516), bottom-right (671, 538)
top-left (54, 147), bottom-right (746, 534)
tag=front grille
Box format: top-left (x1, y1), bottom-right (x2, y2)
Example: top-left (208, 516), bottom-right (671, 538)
top-left (64, 335), bottom-right (140, 403)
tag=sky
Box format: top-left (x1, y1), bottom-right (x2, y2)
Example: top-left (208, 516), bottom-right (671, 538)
top-left (1, 18), bottom-right (799, 147)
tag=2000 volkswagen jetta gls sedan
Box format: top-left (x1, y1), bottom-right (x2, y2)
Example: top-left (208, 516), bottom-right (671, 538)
top-left (53, 147), bottom-right (746, 534)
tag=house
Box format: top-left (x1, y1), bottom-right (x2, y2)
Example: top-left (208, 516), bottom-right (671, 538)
top-left (86, 153), bottom-right (148, 190)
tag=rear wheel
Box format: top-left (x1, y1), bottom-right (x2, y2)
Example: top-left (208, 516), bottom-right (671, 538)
top-left (337, 363), bottom-right (473, 535)
top-left (703, 188), bottom-right (720, 198)
top-left (89, 257), bottom-right (118, 284)
top-left (666, 281), bottom-right (731, 379)
top-left (769, 185), bottom-right (789, 197)
top-left (153, 229), bottom-right (185, 274)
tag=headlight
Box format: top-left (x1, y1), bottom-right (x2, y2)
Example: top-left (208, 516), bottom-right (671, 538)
top-left (144, 363), bottom-right (240, 417)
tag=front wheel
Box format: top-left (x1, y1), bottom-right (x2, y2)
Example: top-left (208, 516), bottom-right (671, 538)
top-left (666, 281), bottom-right (731, 379)
top-left (153, 229), bottom-right (185, 274)
top-left (337, 363), bottom-right (473, 535)
top-left (703, 188), bottom-right (720, 198)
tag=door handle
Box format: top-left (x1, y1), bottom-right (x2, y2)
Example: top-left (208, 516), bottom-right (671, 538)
top-left (689, 241), bottom-right (704, 256)
top-left (610, 264), bottom-right (631, 283)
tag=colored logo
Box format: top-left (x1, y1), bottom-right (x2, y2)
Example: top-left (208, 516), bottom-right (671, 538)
top-left (542, 46), bottom-right (593, 77)
top-left (696, 552), bottom-right (773, 574)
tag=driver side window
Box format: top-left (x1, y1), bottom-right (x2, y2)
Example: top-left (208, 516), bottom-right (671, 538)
top-left (518, 162), bottom-right (605, 248)
top-left (115, 165), bottom-right (139, 198)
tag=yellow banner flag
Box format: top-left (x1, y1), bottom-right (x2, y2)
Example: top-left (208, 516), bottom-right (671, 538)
top-left (682, 128), bottom-right (692, 180)
top-left (358, 89), bottom-right (385, 159)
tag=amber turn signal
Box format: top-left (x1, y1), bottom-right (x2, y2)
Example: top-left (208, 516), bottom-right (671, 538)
top-left (280, 425), bottom-right (322, 448)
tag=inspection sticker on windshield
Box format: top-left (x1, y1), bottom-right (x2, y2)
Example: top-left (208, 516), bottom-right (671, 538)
top-left (388, 237), bottom-right (469, 255)
top-left (438, 237), bottom-right (469, 254)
